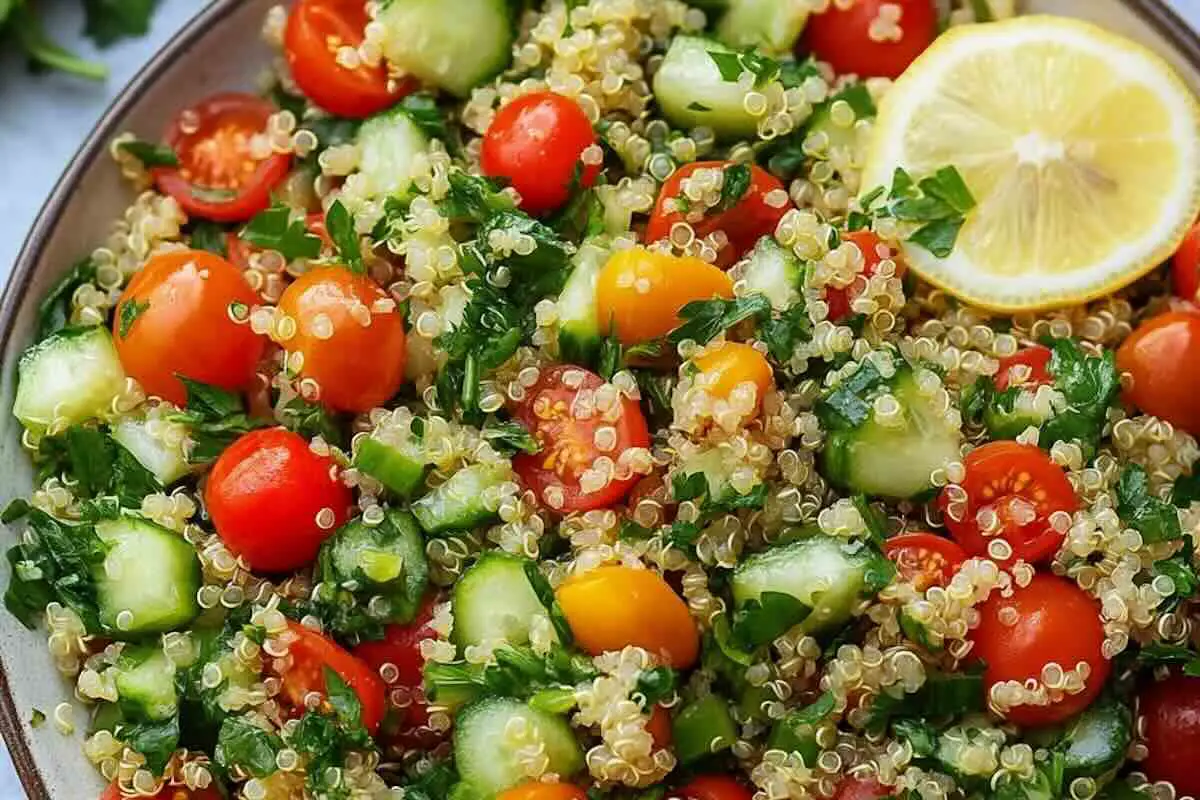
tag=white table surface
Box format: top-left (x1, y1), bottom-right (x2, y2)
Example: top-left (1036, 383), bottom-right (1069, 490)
top-left (1, 0), bottom-right (1200, 796)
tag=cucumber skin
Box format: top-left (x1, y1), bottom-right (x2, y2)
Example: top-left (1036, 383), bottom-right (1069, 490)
top-left (673, 694), bottom-right (738, 765)
top-left (557, 242), bottom-right (608, 366)
top-left (114, 645), bottom-right (177, 722)
top-left (320, 509), bottom-right (429, 624)
top-left (653, 36), bottom-right (761, 141)
top-left (412, 462), bottom-right (510, 535)
top-left (14, 326), bottom-right (126, 435)
top-left (1061, 701), bottom-right (1132, 780)
top-left (453, 697), bottom-right (584, 795)
top-left (354, 436), bottom-right (427, 498)
top-left (111, 419), bottom-right (191, 486)
top-left (451, 552), bottom-right (548, 650)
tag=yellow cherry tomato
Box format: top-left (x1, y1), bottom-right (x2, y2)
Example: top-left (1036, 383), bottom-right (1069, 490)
top-left (596, 247), bottom-right (734, 345)
top-left (555, 565), bottom-right (699, 668)
top-left (497, 784), bottom-right (588, 800)
top-left (692, 342), bottom-right (773, 410)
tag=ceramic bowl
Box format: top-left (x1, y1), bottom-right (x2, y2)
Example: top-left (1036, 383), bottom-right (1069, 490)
top-left (0, 1), bottom-right (1197, 797)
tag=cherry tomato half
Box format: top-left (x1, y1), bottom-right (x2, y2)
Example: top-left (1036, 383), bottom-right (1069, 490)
top-left (154, 93), bottom-right (291, 222)
top-left (832, 776), bottom-right (891, 800)
top-left (512, 365), bottom-right (651, 513)
top-left (481, 91), bottom-right (600, 214)
top-left (278, 622), bottom-right (387, 735)
top-left (1116, 311), bottom-right (1200, 436)
top-left (883, 533), bottom-right (967, 592)
top-left (646, 161), bottom-right (790, 268)
top-left (285, 0), bottom-right (414, 118)
top-left (994, 346), bottom-right (1053, 392)
top-left (206, 427), bottom-right (352, 572)
top-left (276, 266), bottom-right (407, 413)
top-left (497, 784), bottom-right (589, 800)
top-left (691, 341), bottom-right (773, 415)
top-left (939, 441), bottom-right (1077, 564)
top-left (113, 248), bottom-right (265, 405)
top-left (1139, 672), bottom-right (1200, 798)
top-left (800, 0), bottom-right (938, 79)
top-left (674, 775), bottom-right (754, 800)
top-left (825, 231), bottom-right (905, 323)
top-left (1172, 221), bottom-right (1200, 304)
top-left (971, 574), bottom-right (1109, 727)
top-left (101, 782), bottom-right (223, 800)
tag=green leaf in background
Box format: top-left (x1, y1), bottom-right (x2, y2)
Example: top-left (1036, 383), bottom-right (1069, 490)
top-left (82, 0), bottom-right (160, 48)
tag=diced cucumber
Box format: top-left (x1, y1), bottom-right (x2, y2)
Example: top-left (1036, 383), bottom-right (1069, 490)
top-left (93, 517), bottom-right (201, 639)
top-left (111, 418), bottom-right (191, 486)
top-left (741, 236), bottom-right (803, 311)
top-left (557, 241), bottom-right (609, 366)
top-left (731, 535), bottom-right (890, 636)
top-left (673, 694), bottom-right (738, 765)
top-left (935, 724), bottom-right (1004, 784)
top-left (1060, 701), bottom-right (1132, 781)
top-left (716, 0), bottom-right (809, 54)
top-left (355, 106), bottom-right (432, 203)
top-left (317, 509), bottom-right (429, 625)
top-left (654, 37), bottom-right (760, 141)
top-left (113, 644), bottom-right (177, 722)
top-left (822, 367), bottom-right (963, 499)
top-left (14, 326), bottom-right (126, 435)
top-left (767, 705), bottom-right (821, 766)
top-left (454, 697), bottom-right (584, 796)
top-left (354, 436), bottom-right (427, 498)
top-left (452, 552), bottom-right (550, 650)
top-left (412, 462), bottom-right (511, 535)
top-left (374, 0), bottom-right (514, 98)
top-left (807, 84), bottom-right (876, 159)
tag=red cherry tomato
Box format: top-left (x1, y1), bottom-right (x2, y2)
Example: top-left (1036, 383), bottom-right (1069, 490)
top-left (353, 596), bottom-right (442, 746)
top-left (205, 428), bottom-right (352, 572)
top-left (481, 91), bottom-right (600, 214)
top-left (800, 0), bottom-right (938, 79)
top-left (113, 248), bottom-right (265, 406)
top-left (100, 782), bottom-right (223, 800)
top-left (939, 441), bottom-right (1077, 564)
top-left (154, 93), bottom-right (291, 222)
top-left (278, 622), bottom-right (387, 735)
top-left (675, 775), bottom-right (754, 800)
top-left (832, 776), bottom-right (891, 800)
top-left (994, 346), bottom-right (1053, 392)
top-left (1139, 672), bottom-right (1200, 797)
top-left (883, 533), bottom-right (967, 591)
top-left (971, 574), bottom-right (1109, 727)
top-left (1172, 221), bottom-right (1200, 304)
top-left (825, 231), bottom-right (905, 322)
top-left (512, 365), bottom-right (651, 513)
top-left (1116, 311), bottom-right (1200, 436)
top-left (285, 0), bottom-right (414, 118)
top-left (646, 161), bottom-right (790, 269)
top-left (647, 704), bottom-right (673, 752)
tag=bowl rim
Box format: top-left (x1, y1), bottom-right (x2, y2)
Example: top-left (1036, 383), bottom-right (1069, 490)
top-left (2, 0), bottom-right (1199, 797)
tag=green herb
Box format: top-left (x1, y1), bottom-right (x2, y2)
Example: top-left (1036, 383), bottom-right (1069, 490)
top-left (279, 395), bottom-right (347, 449)
top-left (169, 378), bottom-right (264, 463)
top-left (325, 200), bottom-right (363, 272)
top-left (240, 203), bottom-right (322, 261)
top-left (707, 47), bottom-right (781, 88)
top-left (2, 0), bottom-right (159, 79)
top-left (439, 170), bottom-right (516, 223)
top-left (1038, 338), bottom-right (1120, 453)
top-left (482, 420), bottom-right (541, 456)
top-left (758, 304), bottom-right (812, 363)
top-left (399, 93), bottom-right (457, 151)
top-left (397, 762), bottom-right (460, 800)
top-left (852, 494), bottom-right (888, 546)
top-left (667, 294), bottom-right (772, 345)
top-left (598, 335), bottom-right (623, 380)
top-left (633, 666), bottom-right (677, 708)
top-left (424, 644), bottom-right (597, 708)
top-left (730, 591), bottom-right (811, 648)
top-left (1116, 464), bottom-right (1183, 544)
top-left (117, 139), bottom-right (178, 167)
top-left (36, 258), bottom-right (97, 341)
top-left (0, 506), bottom-right (106, 631)
top-left (859, 166), bottom-right (976, 258)
top-left (29, 708), bottom-right (45, 728)
top-left (714, 163), bottom-right (752, 213)
top-left (687, 101), bottom-right (712, 112)
top-left (82, 0), bottom-right (159, 47)
top-left (56, 424), bottom-right (160, 506)
top-left (523, 560), bottom-right (574, 646)
top-left (1172, 472), bottom-right (1200, 507)
top-left (188, 221), bottom-right (229, 257)
top-left (815, 359), bottom-right (886, 430)
top-left (865, 668), bottom-right (985, 730)
top-left (297, 116), bottom-right (361, 171)
top-left (1152, 535), bottom-right (1199, 611)
top-left (1138, 642), bottom-right (1200, 675)
top-left (891, 718), bottom-right (937, 758)
top-left (117, 715), bottom-right (179, 774)
top-left (117, 298), bottom-right (149, 338)
top-left (215, 716), bottom-right (283, 778)
top-left (288, 705), bottom-right (375, 797)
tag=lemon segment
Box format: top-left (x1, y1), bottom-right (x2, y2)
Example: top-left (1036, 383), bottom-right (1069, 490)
top-left (862, 16), bottom-right (1200, 312)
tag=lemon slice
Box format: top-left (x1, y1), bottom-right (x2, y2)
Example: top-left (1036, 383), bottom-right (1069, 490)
top-left (862, 16), bottom-right (1200, 312)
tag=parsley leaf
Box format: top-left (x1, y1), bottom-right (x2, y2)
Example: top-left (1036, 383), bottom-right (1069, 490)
top-left (482, 420), bottom-right (541, 456)
top-left (2, 506), bottom-right (106, 632)
top-left (279, 395), bottom-right (347, 449)
top-left (758, 304), bottom-right (812, 362)
top-left (1116, 464), bottom-right (1183, 544)
top-left (215, 716), bottom-right (283, 778)
top-left (188, 221), bottom-right (229, 257)
top-left (398, 93), bottom-right (458, 152)
top-left (1153, 535), bottom-right (1199, 610)
top-left (439, 170), bottom-right (515, 223)
top-left (815, 359), bottom-right (886, 430)
top-left (865, 668), bottom-right (985, 731)
top-left (523, 560), bottom-right (574, 646)
top-left (240, 203), bottom-right (322, 261)
top-left (36, 258), bottom-right (97, 341)
top-left (715, 163), bottom-right (752, 213)
top-left (82, 0), bottom-right (159, 47)
top-left (117, 139), bottom-right (177, 167)
top-left (118, 298), bottom-right (149, 338)
top-left (708, 47), bottom-right (781, 88)
top-left (633, 666), bottom-right (677, 709)
top-left (169, 378), bottom-right (264, 463)
top-left (324, 200), bottom-right (363, 273)
top-left (731, 591), bottom-right (811, 648)
top-left (118, 715), bottom-right (179, 774)
top-left (667, 294), bottom-right (772, 345)
top-left (1039, 338), bottom-right (1120, 453)
top-left (860, 166), bottom-right (976, 258)
top-left (1172, 472), bottom-right (1200, 507)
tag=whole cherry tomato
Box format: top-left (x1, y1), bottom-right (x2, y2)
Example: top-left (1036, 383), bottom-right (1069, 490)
top-left (800, 0), bottom-right (938, 79)
top-left (1117, 311), bottom-right (1200, 436)
top-left (278, 622), bottom-right (387, 735)
top-left (1138, 672), bottom-right (1200, 797)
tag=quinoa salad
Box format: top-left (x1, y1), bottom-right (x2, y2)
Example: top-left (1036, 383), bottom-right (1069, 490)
top-left (8, 0), bottom-right (1200, 799)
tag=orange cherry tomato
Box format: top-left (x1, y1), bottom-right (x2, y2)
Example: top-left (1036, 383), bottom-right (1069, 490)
top-left (596, 248), bottom-right (734, 345)
top-left (994, 346), bottom-right (1053, 392)
top-left (938, 441), bottom-right (1077, 564)
top-left (512, 365), bottom-right (651, 513)
top-left (645, 161), bottom-right (790, 268)
top-left (883, 533), bottom-right (967, 592)
top-left (113, 248), bottom-right (265, 405)
top-left (1172, 221), bottom-right (1200, 304)
top-left (101, 782), bottom-right (223, 800)
top-left (278, 622), bottom-right (387, 736)
top-left (675, 775), bottom-right (754, 800)
top-left (800, 0), bottom-right (938, 79)
top-left (481, 91), bottom-right (600, 214)
top-left (832, 776), bottom-right (891, 800)
top-left (1117, 311), bottom-right (1200, 436)
top-left (497, 784), bottom-right (589, 800)
top-left (692, 342), bottom-right (773, 411)
top-left (285, 0), bottom-right (414, 119)
top-left (647, 704), bottom-right (673, 751)
top-left (276, 266), bottom-right (407, 413)
top-left (1139, 672), bottom-right (1200, 798)
top-left (825, 231), bottom-right (905, 323)
top-left (971, 574), bottom-right (1109, 727)
top-left (206, 428), bottom-right (352, 572)
top-left (154, 93), bottom-right (291, 222)
top-left (556, 565), bottom-right (699, 668)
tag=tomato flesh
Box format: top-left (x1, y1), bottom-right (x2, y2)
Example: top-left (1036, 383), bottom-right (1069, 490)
top-left (676, 775), bottom-right (754, 800)
top-left (826, 231), bottom-right (904, 322)
top-left (154, 93), bottom-right (291, 222)
top-left (994, 346), bottom-right (1053, 392)
top-left (1116, 311), bottom-right (1200, 436)
top-left (481, 91), bottom-right (600, 214)
top-left (113, 248), bottom-right (265, 406)
top-left (205, 427), bottom-right (352, 572)
top-left (939, 441), bottom-right (1076, 564)
top-left (1139, 672), bottom-right (1200, 797)
top-left (279, 622), bottom-right (387, 735)
top-left (645, 161), bottom-right (790, 268)
top-left (800, 0), bottom-right (938, 79)
top-left (512, 365), bottom-right (651, 513)
top-left (883, 533), bottom-right (966, 591)
top-left (971, 574), bottom-right (1109, 727)
top-left (497, 784), bottom-right (589, 800)
top-left (1172, 221), bottom-right (1200, 304)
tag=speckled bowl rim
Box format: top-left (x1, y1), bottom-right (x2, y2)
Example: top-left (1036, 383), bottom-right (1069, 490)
top-left (2, 0), bottom-right (1200, 797)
